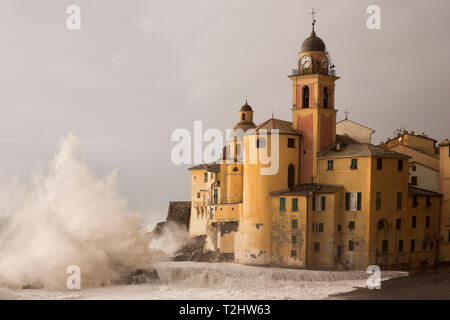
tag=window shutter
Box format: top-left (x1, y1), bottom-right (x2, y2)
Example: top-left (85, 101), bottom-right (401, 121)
top-left (321, 197), bottom-right (326, 211)
top-left (312, 196), bottom-right (316, 211)
top-left (345, 193), bottom-right (350, 211)
top-left (357, 192), bottom-right (362, 211)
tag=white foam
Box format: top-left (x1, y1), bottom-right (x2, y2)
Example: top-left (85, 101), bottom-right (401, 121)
top-left (0, 134), bottom-right (160, 289)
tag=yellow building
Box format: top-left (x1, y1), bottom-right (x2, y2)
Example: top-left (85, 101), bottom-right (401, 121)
top-left (187, 21), bottom-right (449, 270)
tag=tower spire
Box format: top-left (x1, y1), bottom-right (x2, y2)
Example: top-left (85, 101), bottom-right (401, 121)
top-left (310, 8), bottom-right (317, 34)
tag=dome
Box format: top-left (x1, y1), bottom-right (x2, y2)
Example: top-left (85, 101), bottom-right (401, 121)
top-left (301, 28), bottom-right (326, 52)
top-left (240, 100), bottom-right (253, 112)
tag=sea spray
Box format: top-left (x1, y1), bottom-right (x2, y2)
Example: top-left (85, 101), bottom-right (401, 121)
top-left (0, 134), bottom-right (164, 289)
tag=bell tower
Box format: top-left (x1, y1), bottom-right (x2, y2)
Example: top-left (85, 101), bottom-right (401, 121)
top-left (290, 12), bottom-right (339, 184)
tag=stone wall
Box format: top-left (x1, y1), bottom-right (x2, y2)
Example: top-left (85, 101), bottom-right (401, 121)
top-left (167, 201), bottom-right (191, 231)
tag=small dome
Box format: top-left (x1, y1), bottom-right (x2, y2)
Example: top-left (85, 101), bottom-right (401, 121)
top-left (240, 100), bottom-right (253, 112)
top-left (301, 29), bottom-right (326, 52)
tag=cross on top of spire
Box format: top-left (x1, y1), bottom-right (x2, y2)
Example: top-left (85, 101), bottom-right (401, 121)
top-left (310, 8), bottom-right (317, 29)
top-left (344, 110), bottom-right (350, 120)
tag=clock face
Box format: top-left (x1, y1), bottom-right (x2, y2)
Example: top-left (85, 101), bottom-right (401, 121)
top-left (300, 55), bottom-right (311, 68)
top-left (320, 56), bottom-right (328, 69)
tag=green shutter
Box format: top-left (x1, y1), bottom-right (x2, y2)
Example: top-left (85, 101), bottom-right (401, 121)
top-left (280, 198), bottom-right (286, 211)
top-left (357, 192), bottom-right (362, 210)
top-left (321, 196), bottom-right (326, 211)
top-left (345, 193), bottom-right (350, 211)
top-left (292, 198), bottom-right (298, 211)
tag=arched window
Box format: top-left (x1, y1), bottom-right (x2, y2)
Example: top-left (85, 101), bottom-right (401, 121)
top-left (241, 113), bottom-right (246, 121)
top-left (323, 87), bottom-right (329, 109)
top-left (288, 164), bottom-right (295, 189)
top-left (302, 86), bottom-right (309, 108)
top-left (256, 137), bottom-right (266, 148)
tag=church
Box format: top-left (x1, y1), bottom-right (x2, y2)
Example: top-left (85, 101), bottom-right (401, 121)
top-left (187, 19), bottom-right (450, 270)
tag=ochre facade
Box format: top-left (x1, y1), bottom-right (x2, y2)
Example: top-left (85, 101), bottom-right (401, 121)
top-left (186, 23), bottom-right (450, 270)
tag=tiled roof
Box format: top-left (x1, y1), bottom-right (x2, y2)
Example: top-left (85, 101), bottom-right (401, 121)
top-left (408, 186), bottom-right (442, 197)
top-left (246, 118), bottom-right (299, 136)
top-left (188, 163), bottom-right (220, 173)
top-left (318, 141), bottom-right (410, 159)
top-left (270, 184), bottom-right (343, 197)
top-left (336, 119), bottom-right (376, 133)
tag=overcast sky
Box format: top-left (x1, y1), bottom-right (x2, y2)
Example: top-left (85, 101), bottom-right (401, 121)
top-left (0, 0), bottom-right (449, 225)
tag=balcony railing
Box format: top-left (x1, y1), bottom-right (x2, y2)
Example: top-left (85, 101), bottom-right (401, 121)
top-left (291, 68), bottom-right (336, 77)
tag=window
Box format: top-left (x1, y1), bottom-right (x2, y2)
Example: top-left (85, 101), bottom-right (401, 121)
top-left (346, 192), bottom-right (362, 211)
top-left (425, 216), bottom-right (430, 228)
top-left (292, 219), bottom-right (298, 229)
top-left (430, 241), bottom-right (434, 250)
top-left (292, 198), bottom-right (298, 212)
top-left (377, 158), bottom-right (383, 170)
top-left (377, 220), bottom-right (385, 230)
top-left (314, 242), bottom-right (320, 252)
top-left (241, 113), bottom-right (245, 121)
top-left (382, 240), bottom-right (388, 253)
top-left (288, 165), bottom-right (295, 190)
top-left (292, 235), bottom-right (297, 244)
top-left (348, 221), bottom-right (355, 230)
top-left (412, 216), bottom-right (417, 228)
top-left (288, 138), bottom-right (296, 148)
top-left (398, 240), bottom-right (404, 252)
top-left (412, 166), bottom-right (416, 171)
top-left (411, 176), bottom-right (418, 186)
top-left (411, 239), bottom-right (415, 252)
top-left (413, 195), bottom-right (419, 207)
top-left (323, 87), bottom-right (329, 108)
top-left (197, 192), bottom-right (201, 199)
top-left (337, 224), bottom-right (342, 232)
top-left (204, 172), bottom-right (208, 183)
top-left (327, 160), bottom-right (334, 171)
top-left (213, 189), bottom-right (218, 205)
top-left (312, 223), bottom-right (324, 232)
top-left (302, 86), bottom-right (309, 108)
top-left (397, 192), bottom-right (402, 210)
top-left (349, 240), bottom-right (354, 251)
top-left (350, 159), bottom-right (358, 170)
top-left (426, 196), bottom-right (431, 208)
top-left (280, 198), bottom-right (286, 212)
top-left (313, 196), bottom-right (326, 211)
top-left (423, 241), bottom-right (427, 250)
top-left (291, 250), bottom-right (297, 257)
top-left (376, 192), bottom-right (381, 210)
top-left (449, 230), bottom-right (450, 242)
top-left (235, 144), bottom-right (241, 156)
top-left (396, 218), bottom-right (402, 230)
top-left (398, 160), bottom-right (404, 171)
top-left (256, 137), bottom-right (266, 148)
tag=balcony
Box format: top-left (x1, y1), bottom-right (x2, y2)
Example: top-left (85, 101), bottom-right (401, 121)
top-left (291, 68), bottom-right (337, 77)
